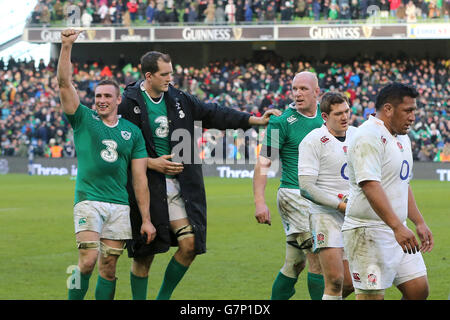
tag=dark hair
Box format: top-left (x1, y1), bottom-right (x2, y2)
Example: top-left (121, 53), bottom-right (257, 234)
top-left (320, 91), bottom-right (349, 114)
top-left (140, 51), bottom-right (171, 75)
top-left (375, 82), bottom-right (419, 111)
top-left (95, 78), bottom-right (120, 97)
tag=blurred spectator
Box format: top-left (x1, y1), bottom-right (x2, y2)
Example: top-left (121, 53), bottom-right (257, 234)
top-left (328, 2), bottom-right (339, 20)
top-left (127, 0), bottom-right (139, 21)
top-left (236, 0), bottom-right (246, 23)
top-left (204, 0), bottom-right (216, 23)
top-left (225, 0), bottom-right (237, 23)
top-left (48, 138), bottom-right (63, 158)
top-left (63, 139), bottom-right (76, 157)
top-left (146, 0), bottom-right (156, 23)
top-left (428, 0), bottom-right (441, 18)
top-left (265, 2), bottom-right (277, 22)
top-left (295, 0), bottom-right (307, 18)
top-left (113, 0), bottom-right (125, 24)
top-left (215, 1), bottom-right (227, 23)
top-left (363, 101), bottom-right (376, 119)
top-left (396, 3), bottom-right (406, 22)
top-left (359, 0), bottom-right (368, 19)
top-left (281, 1), bottom-right (294, 21)
top-left (313, 0), bottom-right (321, 20)
top-left (244, 0), bottom-right (253, 21)
top-left (98, 2), bottom-right (109, 22)
top-left (31, 2), bottom-right (42, 24)
top-left (167, 4), bottom-right (179, 22)
top-left (138, 0), bottom-right (147, 21)
top-left (416, 0), bottom-right (427, 19)
top-left (405, 1), bottom-right (417, 22)
top-left (185, 2), bottom-right (198, 23)
top-left (339, 0), bottom-right (351, 19)
top-left (437, 140), bottom-right (450, 162)
top-left (380, 0), bottom-right (390, 18)
top-left (444, 1), bottom-right (450, 21)
top-left (53, 0), bottom-right (65, 20)
top-left (390, 0), bottom-right (402, 17)
top-left (81, 9), bottom-right (93, 27)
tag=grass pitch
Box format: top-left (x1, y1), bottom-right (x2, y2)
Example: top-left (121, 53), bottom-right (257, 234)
top-left (0, 174), bottom-right (448, 300)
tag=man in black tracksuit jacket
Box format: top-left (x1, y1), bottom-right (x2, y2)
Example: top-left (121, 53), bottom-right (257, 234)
top-left (118, 51), bottom-right (279, 300)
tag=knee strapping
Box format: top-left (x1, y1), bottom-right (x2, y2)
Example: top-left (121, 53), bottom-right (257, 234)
top-left (174, 225), bottom-right (194, 241)
top-left (355, 288), bottom-right (385, 296)
top-left (286, 232), bottom-right (313, 251)
top-left (281, 235), bottom-right (307, 278)
top-left (77, 241), bottom-right (100, 250)
top-left (100, 242), bottom-right (125, 258)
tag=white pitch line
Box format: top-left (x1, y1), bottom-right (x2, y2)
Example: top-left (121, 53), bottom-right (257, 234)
top-left (0, 208), bottom-right (20, 212)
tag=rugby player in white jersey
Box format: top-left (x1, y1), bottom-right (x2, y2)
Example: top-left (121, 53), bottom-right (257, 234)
top-left (298, 91), bottom-right (356, 300)
top-left (342, 82), bottom-right (434, 300)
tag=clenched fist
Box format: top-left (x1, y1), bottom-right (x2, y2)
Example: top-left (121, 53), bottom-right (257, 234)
top-left (61, 28), bottom-right (83, 46)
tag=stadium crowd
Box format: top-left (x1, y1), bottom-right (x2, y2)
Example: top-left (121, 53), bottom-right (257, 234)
top-left (28, 0), bottom-right (450, 26)
top-left (0, 54), bottom-right (449, 161)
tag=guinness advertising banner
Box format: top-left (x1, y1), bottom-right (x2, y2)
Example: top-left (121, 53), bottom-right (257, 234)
top-left (154, 25), bottom-right (274, 41)
top-left (25, 28), bottom-right (113, 42)
top-left (278, 25), bottom-right (408, 40)
top-left (24, 24), bottom-right (419, 43)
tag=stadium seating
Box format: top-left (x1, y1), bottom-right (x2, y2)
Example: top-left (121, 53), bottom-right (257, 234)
top-left (1, 54), bottom-right (448, 161)
top-left (26, 0), bottom-right (450, 26)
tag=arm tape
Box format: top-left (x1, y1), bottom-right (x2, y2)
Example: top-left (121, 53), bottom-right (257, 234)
top-left (298, 175), bottom-right (341, 209)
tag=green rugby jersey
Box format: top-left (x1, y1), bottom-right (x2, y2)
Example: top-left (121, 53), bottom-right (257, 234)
top-left (141, 87), bottom-right (175, 178)
top-left (140, 88), bottom-right (171, 157)
top-left (66, 104), bottom-right (148, 206)
top-left (262, 104), bottom-right (323, 189)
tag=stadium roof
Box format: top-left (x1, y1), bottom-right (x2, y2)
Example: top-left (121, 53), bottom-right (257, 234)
top-left (0, 0), bottom-right (50, 66)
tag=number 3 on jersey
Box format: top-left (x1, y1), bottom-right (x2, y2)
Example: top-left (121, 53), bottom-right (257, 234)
top-left (101, 139), bottom-right (118, 162)
top-left (155, 116), bottom-right (169, 138)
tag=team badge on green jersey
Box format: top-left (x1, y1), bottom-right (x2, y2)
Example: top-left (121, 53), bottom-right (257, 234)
top-left (121, 131), bottom-right (131, 140)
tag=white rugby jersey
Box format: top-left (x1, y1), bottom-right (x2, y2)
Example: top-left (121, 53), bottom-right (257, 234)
top-left (342, 115), bottom-right (413, 230)
top-left (298, 124), bottom-right (356, 207)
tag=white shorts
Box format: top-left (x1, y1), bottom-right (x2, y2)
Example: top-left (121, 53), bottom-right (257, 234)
top-left (310, 206), bottom-right (345, 254)
top-left (277, 188), bottom-right (311, 237)
top-left (343, 226), bottom-right (427, 290)
top-left (166, 178), bottom-right (188, 222)
top-left (74, 200), bottom-right (132, 240)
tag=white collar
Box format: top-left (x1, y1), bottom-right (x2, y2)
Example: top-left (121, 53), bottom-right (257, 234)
top-left (140, 82), bottom-right (164, 104)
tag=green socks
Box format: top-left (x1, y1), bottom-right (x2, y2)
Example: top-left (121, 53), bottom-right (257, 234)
top-left (270, 271), bottom-right (325, 300)
top-left (68, 269), bottom-right (91, 300)
top-left (156, 257), bottom-right (189, 300)
top-left (95, 275), bottom-right (116, 300)
top-left (307, 272), bottom-right (325, 300)
top-left (271, 271), bottom-right (298, 300)
top-left (130, 272), bottom-right (148, 300)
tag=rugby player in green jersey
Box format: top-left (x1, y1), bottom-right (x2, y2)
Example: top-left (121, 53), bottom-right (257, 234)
top-left (58, 29), bottom-right (156, 300)
top-left (253, 72), bottom-right (325, 300)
